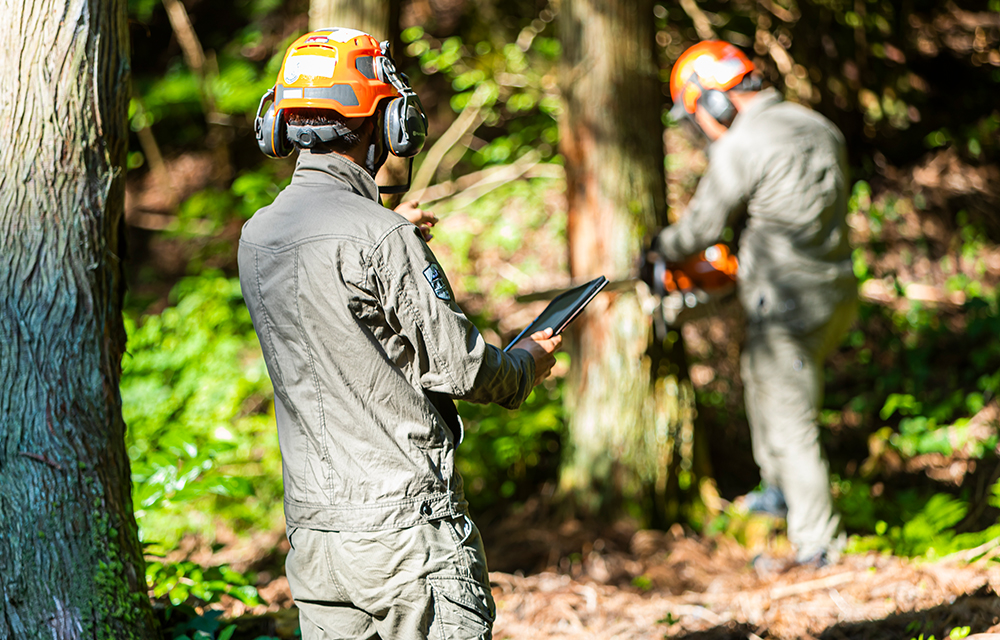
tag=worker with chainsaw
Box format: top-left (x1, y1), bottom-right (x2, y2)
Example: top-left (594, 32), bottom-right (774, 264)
top-left (651, 41), bottom-right (858, 567)
top-left (239, 28), bottom-right (561, 639)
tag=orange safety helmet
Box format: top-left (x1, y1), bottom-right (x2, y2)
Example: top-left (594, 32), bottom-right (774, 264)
top-left (276, 29), bottom-right (397, 118)
top-left (254, 27), bottom-right (427, 168)
top-left (668, 41), bottom-right (758, 126)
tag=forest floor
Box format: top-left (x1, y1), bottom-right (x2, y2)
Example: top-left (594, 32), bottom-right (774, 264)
top-left (484, 526), bottom-right (1000, 640)
top-left (200, 512), bottom-right (1000, 640)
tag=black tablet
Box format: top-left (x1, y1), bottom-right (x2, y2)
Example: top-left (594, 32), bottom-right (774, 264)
top-left (503, 276), bottom-right (608, 352)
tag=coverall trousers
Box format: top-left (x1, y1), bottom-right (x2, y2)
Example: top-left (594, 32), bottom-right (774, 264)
top-left (285, 514), bottom-right (495, 640)
top-left (740, 299), bottom-right (857, 561)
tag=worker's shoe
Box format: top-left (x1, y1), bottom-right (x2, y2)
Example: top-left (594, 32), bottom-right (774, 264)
top-left (742, 485), bottom-right (788, 518)
top-left (797, 549), bottom-right (829, 569)
top-left (750, 552), bottom-right (796, 577)
top-left (752, 549), bottom-right (829, 578)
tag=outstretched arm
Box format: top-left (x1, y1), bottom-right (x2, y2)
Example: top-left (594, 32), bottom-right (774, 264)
top-left (656, 146), bottom-right (749, 262)
top-left (395, 200), bottom-right (438, 242)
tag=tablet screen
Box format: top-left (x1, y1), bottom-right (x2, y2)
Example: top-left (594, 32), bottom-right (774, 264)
top-left (504, 276), bottom-right (608, 351)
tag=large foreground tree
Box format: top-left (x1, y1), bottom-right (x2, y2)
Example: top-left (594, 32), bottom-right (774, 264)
top-left (0, 0), bottom-right (157, 636)
top-left (558, 0), bottom-right (706, 524)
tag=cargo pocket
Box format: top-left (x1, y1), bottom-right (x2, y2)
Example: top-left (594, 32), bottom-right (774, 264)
top-left (428, 576), bottom-right (495, 640)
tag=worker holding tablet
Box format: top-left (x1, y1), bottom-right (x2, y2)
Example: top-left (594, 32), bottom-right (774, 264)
top-left (239, 28), bottom-right (561, 639)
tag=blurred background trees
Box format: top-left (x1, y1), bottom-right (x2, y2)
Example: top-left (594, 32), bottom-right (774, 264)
top-left (114, 0), bottom-right (1000, 623)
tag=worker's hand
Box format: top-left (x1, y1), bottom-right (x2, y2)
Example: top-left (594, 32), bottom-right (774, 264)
top-left (395, 201), bottom-right (438, 242)
top-left (511, 327), bottom-right (563, 386)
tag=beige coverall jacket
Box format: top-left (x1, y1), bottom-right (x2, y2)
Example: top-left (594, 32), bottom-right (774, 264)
top-left (656, 89), bottom-right (857, 561)
top-left (238, 150), bottom-right (535, 638)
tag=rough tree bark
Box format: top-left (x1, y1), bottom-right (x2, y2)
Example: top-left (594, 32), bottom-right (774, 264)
top-left (558, 0), bottom-right (703, 524)
top-left (0, 0), bottom-right (157, 637)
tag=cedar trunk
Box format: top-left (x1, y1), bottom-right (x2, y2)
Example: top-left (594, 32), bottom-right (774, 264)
top-left (558, 0), bottom-right (701, 523)
top-left (0, 0), bottom-right (157, 637)
top-left (310, 0), bottom-right (400, 43)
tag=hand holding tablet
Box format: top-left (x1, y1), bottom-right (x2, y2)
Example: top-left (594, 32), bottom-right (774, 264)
top-left (504, 276), bottom-right (609, 352)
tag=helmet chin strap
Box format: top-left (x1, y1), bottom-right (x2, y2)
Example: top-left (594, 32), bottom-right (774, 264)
top-left (376, 158), bottom-right (413, 195)
top-left (366, 105), bottom-right (414, 195)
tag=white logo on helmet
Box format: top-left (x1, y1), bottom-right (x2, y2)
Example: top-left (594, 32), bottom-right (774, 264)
top-left (284, 52), bottom-right (339, 85)
top-left (323, 28), bottom-right (369, 43)
top-left (692, 54), bottom-right (746, 87)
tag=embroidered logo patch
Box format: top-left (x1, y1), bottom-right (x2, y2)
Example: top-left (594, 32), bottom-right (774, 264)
top-left (423, 264), bottom-right (451, 301)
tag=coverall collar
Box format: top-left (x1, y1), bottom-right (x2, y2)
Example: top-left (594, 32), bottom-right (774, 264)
top-left (706, 87), bottom-right (784, 158)
top-left (292, 150), bottom-right (381, 203)
top-left (731, 87), bottom-right (783, 128)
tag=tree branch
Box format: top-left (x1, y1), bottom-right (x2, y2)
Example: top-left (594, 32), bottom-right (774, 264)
top-left (446, 149), bottom-right (542, 210)
top-left (161, 0), bottom-right (205, 75)
top-left (680, 0), bottom-right (716, 40)
top-left (757, 0), bottom-right (799, 23)
top-left (405, 83), bottom-right (493, 201)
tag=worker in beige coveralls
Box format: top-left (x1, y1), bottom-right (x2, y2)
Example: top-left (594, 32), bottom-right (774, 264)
top-left (654, 41), bottom-right (858, 566)
top-left (240, 29), bottom-right (561, 638)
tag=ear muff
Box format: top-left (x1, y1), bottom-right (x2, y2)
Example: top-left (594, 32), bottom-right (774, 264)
top-left (698, 89), bottom-right (737, 127)
top-left (384, 93), bottom-right (427, 158)
top-left (254, 89), bottom-right (293, 158)
top-left (374, 53), bottom-right (428, 158)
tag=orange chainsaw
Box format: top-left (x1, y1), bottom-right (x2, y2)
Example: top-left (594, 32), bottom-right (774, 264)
top-left (654, 243), bottom-right (738, 326)
top-left (516, 244), bottom-right (738, 328)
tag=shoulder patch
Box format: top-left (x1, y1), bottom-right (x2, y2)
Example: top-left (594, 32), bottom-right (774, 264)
top-left (423, 264), bottom-right (452, 301)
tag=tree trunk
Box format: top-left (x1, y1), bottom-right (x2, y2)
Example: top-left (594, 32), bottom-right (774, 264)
top-left (0, 0), bottom-right (157, 637)
top-left (558, 0), bottom-right (702, 525)
top-left (310, 0), bottom-right (399, 43)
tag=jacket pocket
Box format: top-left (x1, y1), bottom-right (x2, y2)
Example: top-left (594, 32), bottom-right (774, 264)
top-left (428, 576), bottom-right (495, 639)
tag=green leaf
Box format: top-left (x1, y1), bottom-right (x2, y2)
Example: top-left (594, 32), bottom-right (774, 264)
top-left (168, 584), bottom-right (190, 606)
top-left (227, 584), bottom-right (262, 606)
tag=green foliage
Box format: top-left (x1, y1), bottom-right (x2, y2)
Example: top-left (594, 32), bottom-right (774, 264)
top-left (824, 181), bottom-right (1000, 559)
top-left (402, 23), bottom-right (562, 172)
top-left (161, 609), bottom-right (238, 640)
top-left (657, 612), bottom-right (681, 626)
top-left (123, 275), bottom-right (283, 546)
top-left (632, 575), bottom-right (654, 592)
top-left (908, 624), bottom-right (971, 640)
top-left (832, 282), bottom-right (1000, 559)
top-left (849, 293), bottom-right (1000, 462)
top-left (147, 559), bottom-right (261, 609)
top-left (843, 479), bottom-right (1000, 559)
top-left (836, 186), bottom-right (1000, 474)
top-left (171, 163), bottom-right (289, 238)
top-left (429, 175), bottom-right (567, 312)
top-left (457, 380), bottom-right (566, 510)
top-left (129, 0), bottom-right (294, 155)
